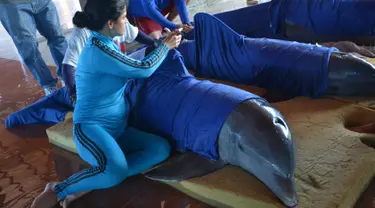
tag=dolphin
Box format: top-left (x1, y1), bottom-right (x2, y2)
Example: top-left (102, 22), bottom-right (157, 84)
top-left (128, 49), bottom-right (297, 207)
top-left (178, 13), bottom-right (375, 99)
top-left (144, 98), bottom-right (297, 207)
top-left (191, 1), bottom-right (375, 45)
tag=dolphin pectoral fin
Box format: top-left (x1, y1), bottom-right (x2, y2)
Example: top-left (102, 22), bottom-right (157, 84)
top-left (145, 152), bottom-right (227, 182)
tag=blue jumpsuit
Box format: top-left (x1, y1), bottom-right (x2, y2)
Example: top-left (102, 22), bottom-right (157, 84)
top-left (54, 32), bottom-right (171, 199)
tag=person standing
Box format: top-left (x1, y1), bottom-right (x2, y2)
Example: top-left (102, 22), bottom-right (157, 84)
top-left (0, 0), bottom-right (68, 95)
top-left (128, 0), bottom-right (193, 39)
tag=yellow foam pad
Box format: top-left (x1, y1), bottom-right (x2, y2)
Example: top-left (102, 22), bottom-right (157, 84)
top-left (46, 97), bottom-right (375, 208)
top-left (47, 116), bottom-right (77, 154)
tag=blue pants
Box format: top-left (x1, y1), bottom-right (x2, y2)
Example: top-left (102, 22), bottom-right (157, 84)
top-left (54, 124), bottom-right (171, 199)
top-left (0, 0), bottom-right (67, 88)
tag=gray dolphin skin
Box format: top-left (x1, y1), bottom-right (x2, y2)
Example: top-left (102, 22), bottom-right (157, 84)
top-left (325, 52), bottom-right (375, 96)
top-left (144, 98), bottom-right (297, 207)
top-left (219, 99), bottom-right (297, 207)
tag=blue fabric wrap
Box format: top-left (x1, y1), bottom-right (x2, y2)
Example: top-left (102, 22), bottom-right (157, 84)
top-left (270, 0), bottom-right (375, 38)
top-left (5, 87), bottom-right (73, 128)
top-left (128, 49), bottom-right (258, 160)
top-left (187, 13), bottom-right (337, 98)
top-left (214, 2), bottom-right (280, 39)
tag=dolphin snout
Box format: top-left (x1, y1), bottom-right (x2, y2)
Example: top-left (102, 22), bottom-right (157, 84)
top-left (219, 98), bottom-right (297, 207)
top-left (273, 174), bottom-right (298, 207)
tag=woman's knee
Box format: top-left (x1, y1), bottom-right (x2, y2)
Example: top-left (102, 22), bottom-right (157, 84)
top-left (104, 158), bottom-right (129, 186)
top-left (149, 136), bottom-right (171, 162)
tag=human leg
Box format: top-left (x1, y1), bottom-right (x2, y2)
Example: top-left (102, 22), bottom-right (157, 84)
top-left (166, 0), bottom-right (191, 22)
top-left (133, 17), bottom-right (163, 39)
top-left (34, 0), bottom-right (68, 78)
top-left (132, 1), bottom-right (183, 40)
top-left (57, 127), bottom-right (170, 208)
top-left (32, 123), bottom-right (129, 208)
top-left (61, 64), bottom-right (76, 103)
top-left (116, 127), bottom-right (171, 177)
top-left (0, 3), bottom-right (58, 90)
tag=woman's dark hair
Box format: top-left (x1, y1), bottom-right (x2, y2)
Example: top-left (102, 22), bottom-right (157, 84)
top-left (73, 0), bottom-right (128, 31)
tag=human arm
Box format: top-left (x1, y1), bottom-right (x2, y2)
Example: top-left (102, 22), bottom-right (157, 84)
top-left (135, 30), bottom-right (156, 46)
top-left (92, 30), bottom-right (181, 78)
top-left (115, 23), bottom-right (155, 46)
top-left (61, 64), bottom-right (76, 100)
top-left (173, 0), bottom-right (190, 25)
top-left (93, 39), bottom-right (169, 78)
top-left (61, 28), bottom-right (90, 97)
top-left (144, 1), bottom-right (178, 30)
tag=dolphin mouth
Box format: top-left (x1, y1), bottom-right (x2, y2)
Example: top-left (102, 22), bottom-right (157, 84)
top-left (271, 174), bottom-right (298, 207)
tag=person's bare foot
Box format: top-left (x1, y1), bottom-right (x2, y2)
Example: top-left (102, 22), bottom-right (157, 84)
top-left (31, 182), bottom-right (59, 208)
top-left (60, 191), bottom-right (91, 208)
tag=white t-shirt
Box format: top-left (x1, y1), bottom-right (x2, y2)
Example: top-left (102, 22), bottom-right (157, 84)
top-left (62, 23), bottom-right (139, 67)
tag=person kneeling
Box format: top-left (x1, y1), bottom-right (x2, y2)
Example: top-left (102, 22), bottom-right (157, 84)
top-left (31, 0), bottom-right (182, 207)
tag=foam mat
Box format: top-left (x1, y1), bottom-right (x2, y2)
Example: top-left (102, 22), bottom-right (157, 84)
top-left (47, 117), bottom-right (77, 154)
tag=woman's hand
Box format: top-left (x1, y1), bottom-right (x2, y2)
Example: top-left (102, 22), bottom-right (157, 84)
top-left (177, 24), bottom-right (194, 33)
top-left (162, 29), bottom-right (182, 49)
top-left (182, 24), bottom-right (194, 33)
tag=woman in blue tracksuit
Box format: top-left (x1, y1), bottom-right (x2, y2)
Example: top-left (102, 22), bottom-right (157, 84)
top-left (31, 0), bottom-right (181, 207)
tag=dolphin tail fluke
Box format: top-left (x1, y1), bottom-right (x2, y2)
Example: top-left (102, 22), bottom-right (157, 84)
top-left (144, 152), bottom-right (227, 182)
